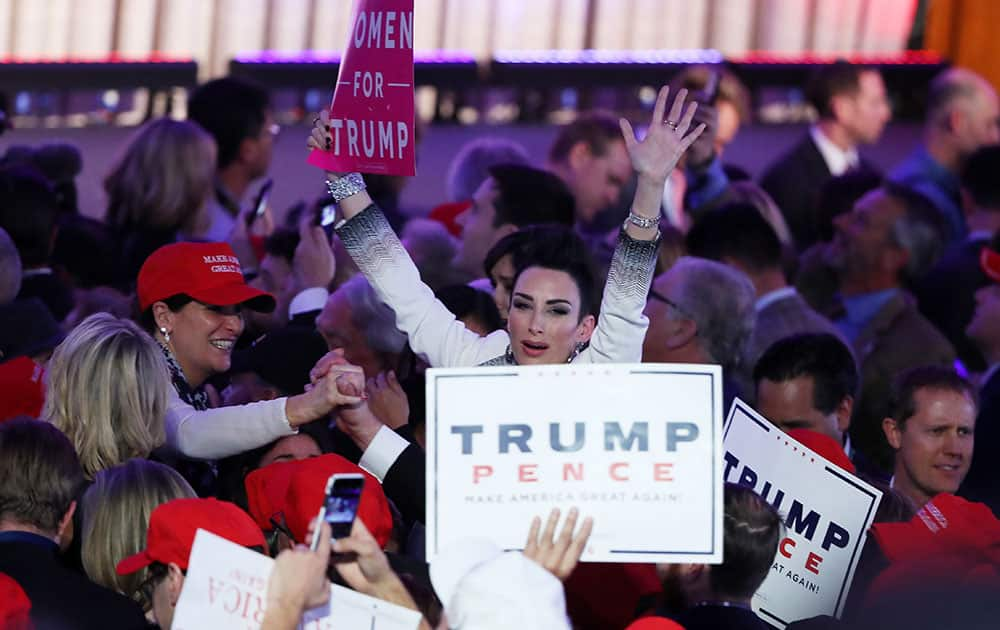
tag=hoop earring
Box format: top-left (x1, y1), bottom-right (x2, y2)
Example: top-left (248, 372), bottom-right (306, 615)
top-left (159, 327), bottom-right (171, 344)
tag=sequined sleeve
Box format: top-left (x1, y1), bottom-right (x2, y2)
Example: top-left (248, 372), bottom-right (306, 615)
top-left (336, 204), bottom-right (509, 367)
top-left (576, 229), bottom-right (659, 364)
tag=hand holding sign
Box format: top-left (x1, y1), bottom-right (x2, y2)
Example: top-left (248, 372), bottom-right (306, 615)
top-left (619, 86), bottom-right (706, 185)
top-left (523, 508), bottom-right (594, 581)
top-left (306, 0), bottom-right (415, 176)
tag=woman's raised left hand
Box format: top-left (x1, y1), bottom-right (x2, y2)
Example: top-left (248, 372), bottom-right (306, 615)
top-left (619, 86), bottom-right (706, 185)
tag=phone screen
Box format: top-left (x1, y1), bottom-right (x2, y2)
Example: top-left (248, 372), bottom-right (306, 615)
top-left (247, 179), bottom-right (273, 227)
top-left (324, 475), bottom-right (364, 540)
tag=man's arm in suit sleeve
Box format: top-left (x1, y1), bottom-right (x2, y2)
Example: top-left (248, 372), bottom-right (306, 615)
top-left (358, 426), bottom-right (425, 526)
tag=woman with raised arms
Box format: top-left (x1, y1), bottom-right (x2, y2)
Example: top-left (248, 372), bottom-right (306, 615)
top-left (308, 87), bottom-right (704, 368)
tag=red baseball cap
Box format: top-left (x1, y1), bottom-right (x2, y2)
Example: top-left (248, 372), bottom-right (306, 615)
top-left (245, 458), bottom-right (301, 532)
top-left (787, 429), bottom-right (856, 474)
top-left (0, 573), bottom-right (31, 630)
top-left (136, 242), bottom-right (275, 313)
top-left (116, 498), bottom-right (266, 575)
top-left (868, 494), bottom-right (1000, 599)
top-left (625, 618), bottom-right (686, 630)
top-left (0, 357), bottom-right (45, 423)
top-left (428, 200), bottom-right (472, 237)
top-left (282, 454), bottom-right (393, 548)
top-left (981, 247), bottom-right (1000, 283)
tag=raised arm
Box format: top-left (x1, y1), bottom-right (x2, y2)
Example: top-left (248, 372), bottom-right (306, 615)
top-left (306, 114), bottom-right (509, 367)
top-left (583, 87), bottom-right (706, 363)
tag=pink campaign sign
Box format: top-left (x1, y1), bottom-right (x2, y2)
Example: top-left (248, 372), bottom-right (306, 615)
top-left (307, 0), bottom-right (415, 176)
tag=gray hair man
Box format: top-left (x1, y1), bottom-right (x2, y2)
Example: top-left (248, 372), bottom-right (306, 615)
top-left (642, 256), bottom-right (756, 408)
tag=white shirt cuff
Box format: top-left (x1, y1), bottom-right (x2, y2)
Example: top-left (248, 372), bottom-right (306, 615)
top-left (358, 425), bottom-right (409, 482)
top-left (288, 287), bottom-right (330, 319)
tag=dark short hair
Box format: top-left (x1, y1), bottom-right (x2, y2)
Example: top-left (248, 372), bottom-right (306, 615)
top-left (0, 417), bottom-right (85, 533)
top-left (548, 111), bottom-right (623, 164)
top-left (805, 61), bottom-right (876, 119)
top-left (685, 202), bottom-right (782, 272)
top-left (435, 285), bottom-right (503, 333)
top-left (753, 333), bottom-right (858, 415)
top-left (487, 164), bottom-right (575, 229)
top-left (961, 144), bottom-right (1000, 209)
top-left (889, 365), bottom-right (978, 430)
top-left (0, 166), bottom-right (59, 266)
top-left (137, 293), bottom-right (193, 332)
top-left (714, 483), bottom-right (783, 599)
top-left (188, 78), bottom-right (270, 169)
top-left (509, 225), bottom-right (600, 320)
top-left (483, 229), bottom-right (538, 279)
top-left (817, 169), bottom-right (883, 242)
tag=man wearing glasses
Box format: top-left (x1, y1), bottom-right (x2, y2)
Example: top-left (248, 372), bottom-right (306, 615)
top-left (642, 256), bottom-right (756, 410)
top-left (188, 77), bottom-right (279, 242)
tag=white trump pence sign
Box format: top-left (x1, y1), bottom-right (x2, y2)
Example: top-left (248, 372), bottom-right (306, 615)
top-left (723, 399), bottom-right (883, 628)
top-left (426, 363), bottom-right (723, 563)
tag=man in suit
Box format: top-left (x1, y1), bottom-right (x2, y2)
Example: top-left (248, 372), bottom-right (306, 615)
top-left (0, 418), bottom-right (147, 629)
top-left (916, 144), bottom-right (1000, 372)
top-left (960, 236), bottom-right (1000, 513)
top-left (891, 68), bottom-right (999, 246)
top-left (824, 182), bottom-right (956, 477)
top-left (685, 202), bottom-right (845, 376)
top-left (760, 61), bottom-right (890, 251)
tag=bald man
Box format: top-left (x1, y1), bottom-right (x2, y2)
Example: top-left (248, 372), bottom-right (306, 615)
top-left (891, 68), bottom-right (1000, 245)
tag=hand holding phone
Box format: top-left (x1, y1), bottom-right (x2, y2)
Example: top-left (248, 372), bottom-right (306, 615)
top-left (310, 473), bottom-right (365, 551)
top-left (246, 178), bottom-right (274, 228)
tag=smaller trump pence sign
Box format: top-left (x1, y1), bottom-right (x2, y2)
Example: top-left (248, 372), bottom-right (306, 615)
top-left (426, 363), bottom-right (723, 564)
top-left (723, 399), bottom-right (883, 628)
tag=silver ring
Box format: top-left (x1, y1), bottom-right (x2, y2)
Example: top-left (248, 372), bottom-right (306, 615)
top-left (664, 120), bottom-right (678, 130)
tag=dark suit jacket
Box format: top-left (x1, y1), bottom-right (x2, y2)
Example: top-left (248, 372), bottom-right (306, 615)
top-left (960, 368), bottom-right (1000, 514)
top-left (915, 236), bottom-right (991, 372)
top-left (17, 272), bottom-right (74, 323)
top-left (383, 442), bottom-right (426, 526)
top-left (847, 291), bottom-right (956, 475)
top-left (759, 133), bottom-right (877, 251)
top-left (0, 533), bottom-right (148, 630)
top-left (750, 290), bottom-right (846, 367)
top-left (668, 605), bottom-right (770, 630)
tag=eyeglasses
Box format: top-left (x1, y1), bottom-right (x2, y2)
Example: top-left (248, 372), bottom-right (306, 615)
top-left (648, 287), bottom-right (692, 319)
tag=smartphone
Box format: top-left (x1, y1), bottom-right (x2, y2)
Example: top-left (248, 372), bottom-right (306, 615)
top-left (310, 473), bottom-right (364, 550)
top-left (246, 179), bottom-right (274, 227)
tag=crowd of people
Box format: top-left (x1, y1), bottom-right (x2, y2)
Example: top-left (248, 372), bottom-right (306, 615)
top-left (1, 59), bottom-right (999, 629)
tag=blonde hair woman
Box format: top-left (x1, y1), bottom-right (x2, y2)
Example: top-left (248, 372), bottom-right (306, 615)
top-left (43, 313), bottom-right (170, 479)
top-left (81, 459), bottom-right (195, 611)
top-left (104, 117), bottom-right (217, 285)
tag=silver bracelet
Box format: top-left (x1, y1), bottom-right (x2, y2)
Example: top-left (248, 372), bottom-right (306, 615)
top-left (625, 211), bottom-right (659, 230)
top-left (325, 172), bottom-right (366, 202)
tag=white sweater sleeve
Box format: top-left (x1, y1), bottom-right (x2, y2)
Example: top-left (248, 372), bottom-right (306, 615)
top-left (577, 228), bottom-right (659, 364)
top-left (164, 389), bottom-right (296, 459)
top-left (337, 204), bottom-right (509, 367)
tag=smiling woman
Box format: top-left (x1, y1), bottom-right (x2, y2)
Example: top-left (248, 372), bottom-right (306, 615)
top-left (308, 85), bottom-right (706, 367)
top-left (135, 241), bottom-right (367, 469)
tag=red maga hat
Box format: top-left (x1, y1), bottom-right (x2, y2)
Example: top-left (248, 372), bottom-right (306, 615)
top-left (137, 242), bottom-right (275, 313)
top-left (116, 498), bottom-right (265, 575)
top-left (980, 247), bottom-right (1000, 283)
top-left (787, 429), bottom-right (856, 474)
top-left (279, 454), bottom-right (393, 548)
top-left (0, 573), bottom-right (31, 630)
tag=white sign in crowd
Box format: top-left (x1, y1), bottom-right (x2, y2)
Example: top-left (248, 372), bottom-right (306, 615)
top-left (171, 530), bottom-right (422, 630)
top-left (723, 399), bottom-right (883, 628)
top-left (425, 363), bottom-right (725, 564)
